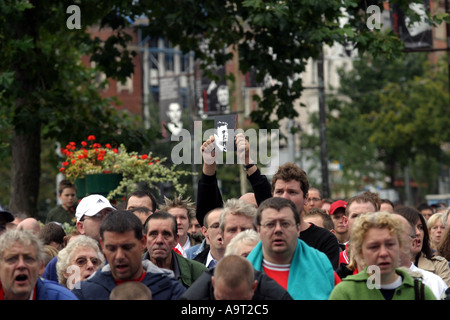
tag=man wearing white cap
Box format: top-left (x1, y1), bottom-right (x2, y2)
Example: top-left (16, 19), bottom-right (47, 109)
top-left (76, 194), bottom-right (116, 243)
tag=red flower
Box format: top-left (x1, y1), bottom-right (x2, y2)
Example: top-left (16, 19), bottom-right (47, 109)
top-left (59, 167), bottom-right (65, 172)
top-left (88, 135), bottom-right (95, 141)
top-left (62, 161), bottom-right (69, 166)
top-left (141, 154), bottom-right (148, 160)
top-left (81, 141), bottom-right (87, 147)
top-left (105, 144), bottom-right (112, 149)
top-left (113, 148), bottom-right (118, 153)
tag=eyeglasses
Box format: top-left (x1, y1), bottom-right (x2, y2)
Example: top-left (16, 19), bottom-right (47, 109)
top-left (74, 256), bottom-right (101, 267)
top-left (260, 220), bottom-right (297, 230)
top-left (81, 209), bottom-right (112, 221)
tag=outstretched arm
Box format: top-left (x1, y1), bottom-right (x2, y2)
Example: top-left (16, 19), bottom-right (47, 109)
top-left (196, 136), bottom-right (223, 226)
top-left (235, 133), bottom-right (272, 206)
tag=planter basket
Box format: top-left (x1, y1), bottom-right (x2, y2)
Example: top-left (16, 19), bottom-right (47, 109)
top-left (76, 173), bottom-right (122, 198)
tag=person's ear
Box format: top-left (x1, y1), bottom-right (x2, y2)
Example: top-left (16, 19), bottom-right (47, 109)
top-left (251, 280), bottom-right (258, 294)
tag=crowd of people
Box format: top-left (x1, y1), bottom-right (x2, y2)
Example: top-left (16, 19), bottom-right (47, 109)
top-left (0, 133), bottom-right (449, 300)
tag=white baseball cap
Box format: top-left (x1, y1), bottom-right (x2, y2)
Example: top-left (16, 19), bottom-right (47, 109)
top-left (75, 194), bottom-right (116, 222)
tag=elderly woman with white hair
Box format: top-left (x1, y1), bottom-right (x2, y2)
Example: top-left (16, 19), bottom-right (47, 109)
top-left (56, 235), bottom-right (105, 290)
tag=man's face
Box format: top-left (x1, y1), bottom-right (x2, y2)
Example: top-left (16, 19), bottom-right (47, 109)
top-left (146, 218), bottom-right (178, 265)
top-left (126, 196), bottom-right (153, 211)
top-left (305, 189), bottom-right (322, 211)
top-left (347, 201), bottom-right (376, 233)
top-left (77, 208), bottom-right (113, 242)
top-left (167, 207), bottom-right (190, 244)
top-left (217, 87), bottom-right (229, 106)
top-left (167, 103), bottom-right (182, 122)
top-left (215, 124), bottom-right (229, 151)
top-left (420, 209), bottom-right (433, 221)
top-left (330, 208), bottom-right (348, 234)
top-left (258, 207), bottom-right (300, 262)
top-left (0, 242), bottom-right (44, 300)
top-left (205, 209), bottom-right (224, 251)
top-left (273, 179), bottom-right (305, 213)
top-left (222, 214), bottom-right (255, 247)
top-left (101, 230), bottom-right (146, 281)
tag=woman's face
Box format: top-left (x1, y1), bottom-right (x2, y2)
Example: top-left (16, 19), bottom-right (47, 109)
top-left (65, 246), bottom-right (102, 289)
top-left (411, 218), bottom-right (425, 255)
top-left (361, 227), bottom-right (400, 284)
top-left (429, 220), bottom-right (445, 247)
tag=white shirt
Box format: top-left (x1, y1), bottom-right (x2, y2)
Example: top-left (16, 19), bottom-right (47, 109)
top-left (410, 263), bottom-right (448, 299)
top-left (206, 251), bottom-right (217, 269)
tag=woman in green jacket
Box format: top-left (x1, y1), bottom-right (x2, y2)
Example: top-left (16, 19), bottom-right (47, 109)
top-left (329, 211), bottom-right (435, 300)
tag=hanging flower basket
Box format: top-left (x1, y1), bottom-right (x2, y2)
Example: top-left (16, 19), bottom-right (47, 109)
top-left (58, 135), bottom-right (193, 199)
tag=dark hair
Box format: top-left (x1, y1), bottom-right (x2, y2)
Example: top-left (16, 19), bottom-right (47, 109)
top-left (271, 162), bottom-right (309, 199)
top-left (143, 211), bottom-right (177, 237)
top-left (39, 222), bottom-right (66, 246)
top-left (416, 202), bottom-right (433, 213)
top-left (256, 197), bottom-right (300, 226)
top-left (58, 179), bottom-right (77, 195)
top-left (126, 190), bottom-right (158, 211)
top-left (380, 198), bottom-right (394, 208)
top-left (394, 205), bottom-right (433, 261)
top-left (100, 210), bottom-right (143, 241)
top-left (305, 208), bottom-right (334, 231)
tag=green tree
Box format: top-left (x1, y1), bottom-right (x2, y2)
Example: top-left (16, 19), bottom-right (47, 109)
top-left (304, 52), bottom-right (449, 199)
top-left (0, 1), bottom-right (154, 216)
top-left (368, 56), bottom-right (450, 197)
top-left (1, 0), bottom-right (445, 215)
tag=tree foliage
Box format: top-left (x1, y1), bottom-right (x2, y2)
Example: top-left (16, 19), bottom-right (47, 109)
top-left (0, 0), bottom-right (446, 214)
top-left (305, 52), bottom-right (449, 198)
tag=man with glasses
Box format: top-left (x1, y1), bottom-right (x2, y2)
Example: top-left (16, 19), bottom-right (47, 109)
top-left (75, 194), bottom-right (116, 243)
top-left (0, 229), bottom-right (78, 300)
top-left (247, 197), bottom-right (335, 299)
top-left (42, 194), bottom-right (114, 283)
top-left (304, 187), bottom-right (323, 212)
top-left (187, 208), bottom-right (226, 268)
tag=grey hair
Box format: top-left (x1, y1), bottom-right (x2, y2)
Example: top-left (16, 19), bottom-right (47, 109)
top-left (225, 229), bottom-right (260, 256)
top-left (219, 198), bottom-right (257, 233)
top-left (0, 229), bottom-right (45, 263)
top-left (56, 235), bottom-right (105, 288)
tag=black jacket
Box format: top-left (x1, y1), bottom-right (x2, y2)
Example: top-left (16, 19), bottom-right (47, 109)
top-left (179, 267), bottom-right (293, 300)
top-left (196, 169), bottom-right (339, 269)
